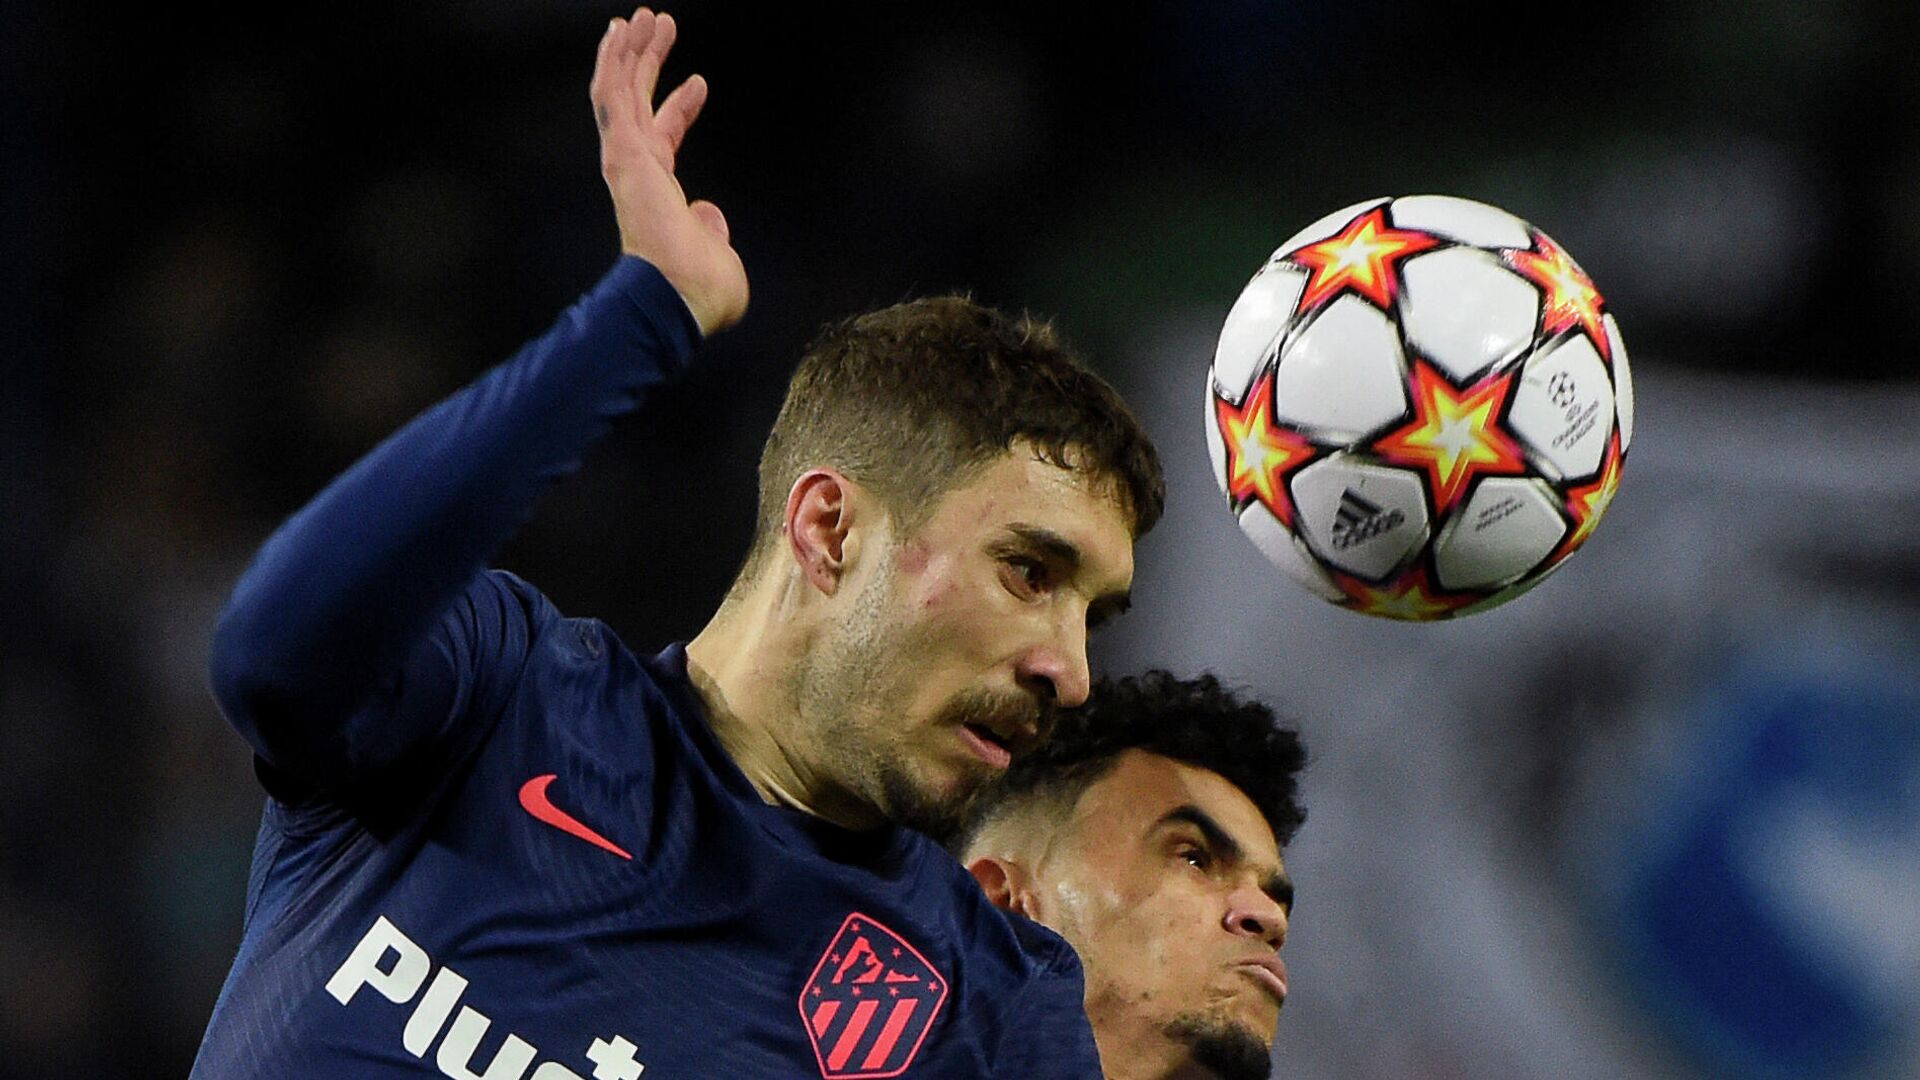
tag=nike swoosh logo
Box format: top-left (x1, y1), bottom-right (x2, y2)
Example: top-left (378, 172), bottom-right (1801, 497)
top-left (517, 774), bottom-right (633, 861)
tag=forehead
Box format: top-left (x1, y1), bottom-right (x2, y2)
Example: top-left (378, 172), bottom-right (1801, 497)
top-left (926, 450), bottom-right (1134, 567)
top-left (1075, 750), bottom-right (1281, 867)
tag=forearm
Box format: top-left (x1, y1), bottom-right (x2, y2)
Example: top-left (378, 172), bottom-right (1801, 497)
top-left (209, 257), bottom-right (700, 768)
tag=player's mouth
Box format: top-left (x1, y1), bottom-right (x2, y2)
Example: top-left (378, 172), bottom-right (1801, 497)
top-left (959, 723), bottom-right (1013, 770)
top-left (1234, 955), bottom-right (1288, 1005)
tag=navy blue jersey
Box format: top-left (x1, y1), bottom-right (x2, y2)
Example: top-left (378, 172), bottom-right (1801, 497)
top-left (192, 259), bottom-right (1103, 1079)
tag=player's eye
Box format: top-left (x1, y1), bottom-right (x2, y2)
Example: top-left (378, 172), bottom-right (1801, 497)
top-left (1177, 844), bottom-right (1212, 871)
top-left (1001, 556), bottom-right (1051, 599)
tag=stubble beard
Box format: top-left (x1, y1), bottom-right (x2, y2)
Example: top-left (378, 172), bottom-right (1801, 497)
top-left (801, 555), bottom-right (1054, 841)
top-left (1162, 1012), bottom-right (1272, 1080)
top-left (876, 684), bottom-right (1058, 843)
top-left (799, 562), bottom-right (986, 839)
top-left (873, 759), bottom-right (974, 845)
top-left (814, 713), bottom-right (982, 843)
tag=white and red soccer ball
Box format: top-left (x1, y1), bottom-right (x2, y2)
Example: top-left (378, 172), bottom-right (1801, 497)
top-left (1205, 195), bottom-right (1633, 620)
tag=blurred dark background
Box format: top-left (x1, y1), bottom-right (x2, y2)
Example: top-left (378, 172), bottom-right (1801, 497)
top-left (4, 1), bottom-right (1918, 1076)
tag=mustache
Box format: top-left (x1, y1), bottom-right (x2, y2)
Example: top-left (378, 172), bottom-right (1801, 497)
top-left (942, 690), bottom-right (1056, 750)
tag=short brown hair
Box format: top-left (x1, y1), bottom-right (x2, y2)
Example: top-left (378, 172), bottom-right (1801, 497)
top-left (744, 295), bottom-right (1164, 572)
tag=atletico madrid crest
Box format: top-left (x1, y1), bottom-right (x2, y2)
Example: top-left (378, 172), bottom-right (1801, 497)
top-left (799, 913), bottom-right (949, 1079)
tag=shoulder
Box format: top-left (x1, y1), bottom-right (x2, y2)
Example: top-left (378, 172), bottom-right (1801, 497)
top-left (445, 572), bottom-right (691, 779)
top-left (472, 568), bottom-right (565, 634)
top-left (474, 569), bottom-right (648, 682)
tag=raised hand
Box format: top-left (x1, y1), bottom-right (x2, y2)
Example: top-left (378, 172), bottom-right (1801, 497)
top-left (590, 8), bottom-right (748, 335)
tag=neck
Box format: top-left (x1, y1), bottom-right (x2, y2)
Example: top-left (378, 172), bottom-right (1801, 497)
top-left (685, 581), bottom-right (886, 831)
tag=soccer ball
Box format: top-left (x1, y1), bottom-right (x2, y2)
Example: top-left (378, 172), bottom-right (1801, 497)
top-left (1205, 195), bottom-right (1633, 620)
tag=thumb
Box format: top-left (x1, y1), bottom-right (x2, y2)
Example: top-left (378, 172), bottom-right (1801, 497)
top-left (689, 199), bottom-right (730, 242)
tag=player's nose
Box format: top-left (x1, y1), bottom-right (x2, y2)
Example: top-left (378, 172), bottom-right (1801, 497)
top-left (1017, 622), bottom-right (1091, 710)
top-left (1226, 886), bottom-right (1289, 950)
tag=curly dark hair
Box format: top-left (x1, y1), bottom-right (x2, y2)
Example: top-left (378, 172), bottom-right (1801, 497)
top-left (951, 670), bottom-right (1306, 854)
top-left (741, 295), bottom-right (1164, 578)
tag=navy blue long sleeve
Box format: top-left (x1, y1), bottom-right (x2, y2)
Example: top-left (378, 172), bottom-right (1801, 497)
top-left (208, 257), bottom-right (701, 791)
top-left (194, 257), bottom-right (1111, 1080)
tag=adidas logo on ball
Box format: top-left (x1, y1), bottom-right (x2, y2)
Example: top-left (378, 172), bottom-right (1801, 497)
top-left (1331, 489), bottom-right (1404, 550)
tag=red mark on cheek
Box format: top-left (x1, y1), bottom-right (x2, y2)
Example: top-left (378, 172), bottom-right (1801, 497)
top-left (896, 542), bottom-right (930, 576)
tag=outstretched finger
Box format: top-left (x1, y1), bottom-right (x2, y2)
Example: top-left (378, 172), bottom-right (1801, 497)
top-left (623, 8), bottom-right (657, 71)
top-left (589, 18), bottom-right (633, 134)
top-left (653, 74), bottom-right (708, 164)
top-left (633, 10), bottom-right (677, 104)
top-left (619, 11), bottom-right (657, 121)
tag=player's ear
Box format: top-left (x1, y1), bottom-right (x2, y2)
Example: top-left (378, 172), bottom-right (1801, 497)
top-left (966, 856), bottom-right (1036, 919)
top-left (785, 469), bottom-right (858, 595)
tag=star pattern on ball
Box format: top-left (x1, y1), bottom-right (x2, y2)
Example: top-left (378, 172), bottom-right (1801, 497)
top-left (1332, 564), bottom-right (1478, 621)
top-left (1371, 359), bottom-right (1529, 515)
top-left (1557, 430), bottom-right (1623, 558)
top-left (1506, 232), bottom-right (1611, 362)
top-left (1285, 206), bottom-right (1442, 314)
top-left (1213, 366), bottom-right (1318, 529)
